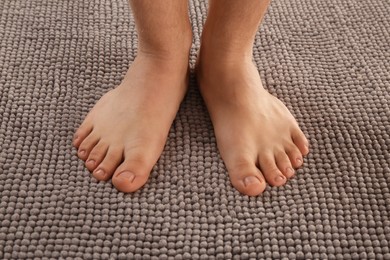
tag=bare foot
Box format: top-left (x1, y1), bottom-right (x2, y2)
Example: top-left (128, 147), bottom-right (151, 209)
top-left (73, 55), bottom-right (188, 192)
top-left (196, 55), bottom-right (309, 196)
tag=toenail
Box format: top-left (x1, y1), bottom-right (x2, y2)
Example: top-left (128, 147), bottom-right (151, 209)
top-left (87, 159), bottom-right (95, 166)
top-left (79, 150), bottom-right (85, 156)
top-left (244, 176), bottom-right (261, 187)
top-left (297, 158), bottom-right (303, 164)
top-left (94, 169), bottom-right (105, 178)
top-left (73, 134), bottom-right (78, 141)
top-left (275, 175), bottom-right (286, 182)
top-left (118, 171), bottom-right (136, 182)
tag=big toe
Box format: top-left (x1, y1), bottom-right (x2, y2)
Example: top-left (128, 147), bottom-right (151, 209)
top-left (228, 163), bottom-right (266, 196)
top-left (112, 160), bottom-right (151, 193)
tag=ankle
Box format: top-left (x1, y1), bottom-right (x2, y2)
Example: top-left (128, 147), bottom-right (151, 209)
top-left (137, 50), bottom-right (190, 69)
top-left (137, 32), bottom-right (192, 63)
top-left (132, 54), bottom-right (189, 83)
top-left (197, 44), bottom-right (253, 71)
top-left (200, 29), bottom-right (254, 61)
top-left (122, 51), bottom-right (190, 92)
top-left (196, 49), bottom-right (261, 97)
top-left (196, 47), bottom-right (254, 81)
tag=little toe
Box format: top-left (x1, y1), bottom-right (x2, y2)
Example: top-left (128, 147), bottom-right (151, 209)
top-left (285, 144), bottom-right (304, 168)
top-left (292, 130), bottom-right (309, 156)
top-left (85, 141), bottom-right (109, 172)
top-left (227, 161), bottom-right (266, 196)
top-left (112, 159), bottom-right (152, 193)
top-left (258, 154), bottom-right (287, 187)
top-left (73, 123), bottom-right (93, 148)
top-left (77, 132), bottom-right (100, 161)
top-left (275, 151), bottom-right (295, 179)
top-left (92, 146), bottom-right (123, 181)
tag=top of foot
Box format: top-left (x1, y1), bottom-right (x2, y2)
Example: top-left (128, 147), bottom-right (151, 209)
top-left (73, 55), bottom-right (189, 193)
top-left (196, 57), bottom-right (309, 196)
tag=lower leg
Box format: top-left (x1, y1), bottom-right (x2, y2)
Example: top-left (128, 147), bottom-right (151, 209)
top-left (73, 0), bottom-right (192, 193)
top-left (130, 0), bottom-right (192, 60)
top-left (200, 0), bottom-right (271, 60)
top-left (197, 0), bottom-right (309, 196)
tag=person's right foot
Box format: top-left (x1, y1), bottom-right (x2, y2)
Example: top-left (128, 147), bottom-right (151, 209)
top-left (73, 54), bottom-right (188, 192)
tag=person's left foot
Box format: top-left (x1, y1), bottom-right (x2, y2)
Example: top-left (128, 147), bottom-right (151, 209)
top-left (196, 54), bottom-right (309, 196)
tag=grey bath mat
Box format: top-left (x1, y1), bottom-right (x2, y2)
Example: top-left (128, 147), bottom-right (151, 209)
top-left (1, 0), bottom-right (390, 259)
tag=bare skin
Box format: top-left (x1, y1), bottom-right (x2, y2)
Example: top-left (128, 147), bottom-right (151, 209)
top-left (73, 0), bottom-right (192, 192)
top-left (196, 57), bottom-right (309, 196)
top-left (196, 0), bottom-right (309, 196)
top-left (73, 0), bottom-right (309, 196)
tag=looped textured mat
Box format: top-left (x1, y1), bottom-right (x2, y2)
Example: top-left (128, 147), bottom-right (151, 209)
top-left (1, 0), bottom-right (390, 259)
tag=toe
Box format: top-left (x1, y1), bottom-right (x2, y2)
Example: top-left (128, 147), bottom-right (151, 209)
top-left (73, 122), bottom-right (93, 148)
top-left (292, 129), bottom-right (309, 156)
top-left (227, 160), bottom-right (266, 196)
top-left (92, 146), bottom-right (123, 181)
top-left (275, 150), bottom-right (295, 179)
top-left (258, 154), bottom-right (287, 187)
top-left (77, 131), bottom-right (100, 161)
top-left (285, 143), bottom-right (304, 169)
top-left (85, 141), bottom-right (109, 172)
top-left (112, 158), bottom-right (152, 193)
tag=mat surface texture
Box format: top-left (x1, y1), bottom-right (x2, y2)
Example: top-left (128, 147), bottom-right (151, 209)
top-left (1, 0), bottom-right (390, 259)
